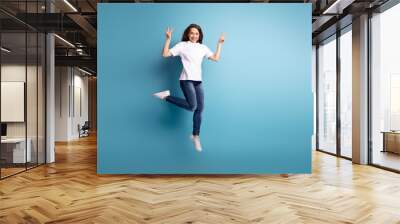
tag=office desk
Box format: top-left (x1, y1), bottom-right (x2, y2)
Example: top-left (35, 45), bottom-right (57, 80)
top-left (381, 131), bottom-right (400, 154)
top-left (1, 138), bottom-right (32, 163)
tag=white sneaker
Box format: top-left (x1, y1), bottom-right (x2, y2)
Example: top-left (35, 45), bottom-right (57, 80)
top-left (190, 135), bottom-right (202, 152)
top-left (153, 90), bottom-right (170, 100)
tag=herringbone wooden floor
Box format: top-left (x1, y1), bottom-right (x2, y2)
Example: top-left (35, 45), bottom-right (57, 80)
top-left (1, 134), bottom-right (400, 224)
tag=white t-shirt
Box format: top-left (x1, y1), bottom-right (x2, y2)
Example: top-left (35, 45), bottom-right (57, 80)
top-left (169, 41), bottom-right (214, 81)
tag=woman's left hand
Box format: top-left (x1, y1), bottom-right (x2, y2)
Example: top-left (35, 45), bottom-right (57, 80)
top-left (218, 33), bottom-right (225, 44)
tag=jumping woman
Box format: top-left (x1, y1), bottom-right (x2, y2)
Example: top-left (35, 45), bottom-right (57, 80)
top-left (153, 24), bottom-right (225, 152)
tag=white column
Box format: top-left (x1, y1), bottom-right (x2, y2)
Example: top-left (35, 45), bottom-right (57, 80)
top-left (352, 14), bottom-right (369, 164)
top-left (46, 1), bottom-right (55, 163)
top-left (46, 33), bottom-right (55, 163)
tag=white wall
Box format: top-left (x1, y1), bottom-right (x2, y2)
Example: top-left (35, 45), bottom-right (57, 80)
top-left (1, 65), bottom-right (40, 138)
top-left (70, 72), bottom-right (89, 139)
top-left (55, 67), bottom-right (89, 141)
top-left (55, 66), bottom-right (69, 141)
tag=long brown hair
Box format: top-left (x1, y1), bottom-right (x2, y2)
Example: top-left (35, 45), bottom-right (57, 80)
top-left (181, 24), bottom-right (203, 44)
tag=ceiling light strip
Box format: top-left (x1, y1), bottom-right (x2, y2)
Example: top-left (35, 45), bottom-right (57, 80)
top-left (1, 47), bottom-right (11, 53)
top-left (78, 67), bottom-right (93, 76)
top-left (54, 34), bottom-right (75, 48)
top-left (63, 0), bottom-right (78, 12)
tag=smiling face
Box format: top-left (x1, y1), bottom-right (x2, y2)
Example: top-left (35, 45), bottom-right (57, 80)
top-left (182, 24), bottom-right (203, 44)
top-left (188, 27), bottom-right (200, 43)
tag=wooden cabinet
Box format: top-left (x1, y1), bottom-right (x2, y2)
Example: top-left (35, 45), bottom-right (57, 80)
top-left (382, 132), bottom-right (400, 154)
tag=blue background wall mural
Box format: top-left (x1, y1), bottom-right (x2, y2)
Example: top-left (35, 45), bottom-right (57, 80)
top-left (98, 3), bottom-right (312, 174)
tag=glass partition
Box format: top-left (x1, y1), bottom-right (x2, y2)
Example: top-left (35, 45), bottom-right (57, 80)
top-left (1, 30), bottom-right (28, 177)
top-left (0, 1), bottom-right (46, 179)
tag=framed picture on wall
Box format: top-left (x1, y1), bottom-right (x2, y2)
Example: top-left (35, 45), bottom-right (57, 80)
top-left (1, 81), bottom-right (25, 122)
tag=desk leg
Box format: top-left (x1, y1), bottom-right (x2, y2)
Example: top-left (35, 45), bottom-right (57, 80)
top-left (382, 133), bottom-right (386, 153)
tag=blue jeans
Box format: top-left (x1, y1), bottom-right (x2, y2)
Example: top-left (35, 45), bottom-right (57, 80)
top-left (166, 80), bottom-right (204, 136)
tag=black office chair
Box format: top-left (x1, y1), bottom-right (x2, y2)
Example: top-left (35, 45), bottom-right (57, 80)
top-left (78, 121), bottom-right (90, 138)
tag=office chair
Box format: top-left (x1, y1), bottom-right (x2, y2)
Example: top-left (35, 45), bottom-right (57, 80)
top-left (79, 121), bottom-right (90, 138)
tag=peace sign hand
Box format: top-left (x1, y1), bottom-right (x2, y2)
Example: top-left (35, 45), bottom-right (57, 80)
top-left (166, 27), bottom-right (173, 40)
top-left (218, 33), bottom-right (225, 44)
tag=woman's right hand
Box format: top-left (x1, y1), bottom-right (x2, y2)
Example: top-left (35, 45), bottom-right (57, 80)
top-left (165, 27), bottom-right (173, 39)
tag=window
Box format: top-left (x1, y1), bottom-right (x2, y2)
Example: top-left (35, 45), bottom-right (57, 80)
top-left (371, 3), bottom-right (400, 171)
top-left (317, 36), bottom-right (337, 154)
top-left (339, 28), bottom-right (352, 158)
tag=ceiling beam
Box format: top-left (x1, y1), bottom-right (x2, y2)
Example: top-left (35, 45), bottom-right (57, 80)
top-left (67, 13), bottom-right (97, 39)
top-left (55, 55), bottom-right (96, 71)
top-left (323, 0), bottom-right (356, 14)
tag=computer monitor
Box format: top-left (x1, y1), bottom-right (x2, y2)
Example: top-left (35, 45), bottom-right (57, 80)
top-left (1, 123), bottom-right (7, 137)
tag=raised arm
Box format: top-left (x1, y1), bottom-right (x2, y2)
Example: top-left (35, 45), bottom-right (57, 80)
top-left (162, 27), bottom-right (173, 58)
top-left (209, 33), bottom-right (225, 62)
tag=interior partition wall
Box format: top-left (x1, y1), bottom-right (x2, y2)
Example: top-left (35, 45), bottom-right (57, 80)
top-left (316, 25), bottom-right (353, 159)
top-left (0, 1), bottom-right (46, 179)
